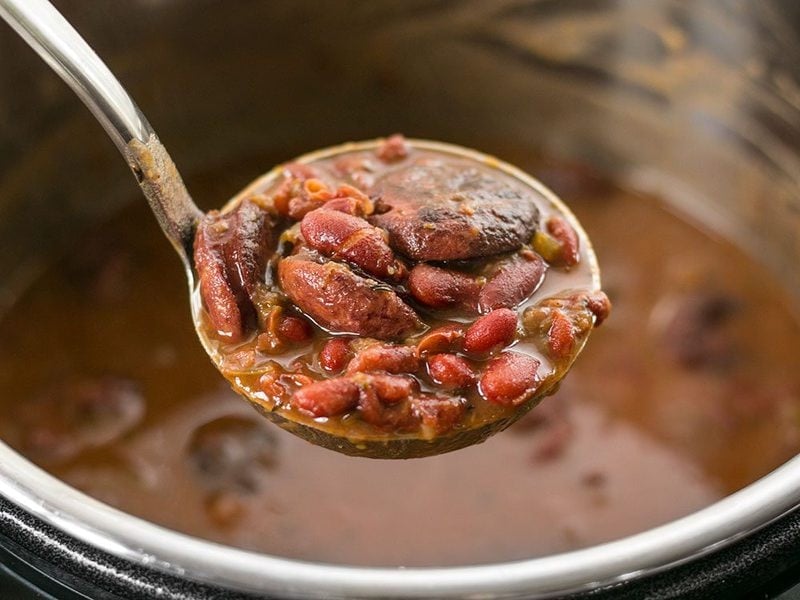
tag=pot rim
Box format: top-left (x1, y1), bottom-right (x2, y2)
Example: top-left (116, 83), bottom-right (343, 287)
top-left (1, 439), bottom-right (800, 598)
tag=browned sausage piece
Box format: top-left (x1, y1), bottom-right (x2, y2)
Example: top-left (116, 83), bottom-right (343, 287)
top-left (478, 250), bottom-right (547, 313)
top-left (277, 252), bottom-right (422, 340)
top-left (194, 200), bottom-right (275, 342)
top-left (370, 160), bottom-right (540, 261)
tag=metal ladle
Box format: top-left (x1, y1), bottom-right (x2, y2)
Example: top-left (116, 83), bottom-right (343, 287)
top-left (0, 0), bottom-right (602, 459)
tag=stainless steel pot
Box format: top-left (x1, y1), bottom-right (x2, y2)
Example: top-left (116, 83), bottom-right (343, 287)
top-left (1, 1), bottom-right (800, 598)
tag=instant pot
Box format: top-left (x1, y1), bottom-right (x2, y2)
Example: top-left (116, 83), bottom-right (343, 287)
top-left (2, 1), bottom-right (800, 598)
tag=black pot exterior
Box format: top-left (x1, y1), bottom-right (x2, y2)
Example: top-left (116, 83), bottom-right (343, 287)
top-left (3, 493), bottom-right (800, 599)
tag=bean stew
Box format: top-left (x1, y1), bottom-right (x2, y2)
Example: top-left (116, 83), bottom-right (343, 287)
top-left (192, 136), bottom-right (609, 456)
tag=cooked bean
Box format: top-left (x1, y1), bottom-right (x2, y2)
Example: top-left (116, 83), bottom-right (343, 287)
top-left (408, 264), bottom-right (480, 310)
top-left (291, 378), bottom-right (360, 417)
top-left (545, 216), bottom-right (580, 267)
top-left (427, 354), bottom-right (476, 390)
top-left (478, 250), bottom-right (547, 313)
top-left (416, 324), bottom-right (465, 356)
top-left (376, 134), bottom-right (410, 162)
top-left (301, 208), bottom-right (405, 280)
top-left (463, 308), bottom-right (518, 354)
top-left (278, 253), bottom-right (421, 340)
top-left (547, 310), bottom-right (576, 359)
top-left (354, 373), bottom-right (417, 405)
top-left (319, 338), bottom-right (354, 373)
top-left (277, 315), bottom-right (313, 343)
top-left (586, 291), bottom-right (612, 326)
top-left (194, 200), bottom-right (275, 342)
top-left (347, 343), bottom-right (420, 375)
top-left (356, 375), bottom-right (419, 431)
top-left (480, 352), bottom-right (542, 406)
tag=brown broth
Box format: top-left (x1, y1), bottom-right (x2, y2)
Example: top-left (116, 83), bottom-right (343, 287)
top-left (0, 157), bottom-right (799, 567)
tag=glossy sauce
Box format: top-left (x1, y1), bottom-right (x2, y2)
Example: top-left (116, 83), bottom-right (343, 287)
top-left (0, 156), bottom-right (798, 566)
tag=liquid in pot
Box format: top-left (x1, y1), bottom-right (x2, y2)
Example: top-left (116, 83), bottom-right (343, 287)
top-left (0, 153), bottom-right (798, 567)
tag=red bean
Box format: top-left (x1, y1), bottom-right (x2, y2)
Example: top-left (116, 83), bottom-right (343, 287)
top-left (291, 378), bottom-right (359, 417)
top-left (546, 216), bottom-right (580, 267)
top-left (478, 250), bottom-right (546, 313)
top-left (278, 253), bottom-right (421, 340)
top-left (301, 209), bottom-right (404, 280)
top-left (479, 352), bottom-right (542, 406)
top-left (427, 354), bottom-right (476, 390)
top-left (463, 308), bottom-right (518, 354)
top-left (357, 376), bottom-right (418, 431)
top-left (547, 310), bottom-right (575, 359)
top-left (355, 373), bottom-right (417, 405)
top-left (586, 291), bottom-right (611, 326)
top-left (319, 338), bottom-right (353, 373)
top-left (277, 316), bottom-right (313, 343)
top-left (408, 264), bottom-right (480, 311)
top-left (416, 324), bottom-right (464, 356)
top-left (194, 200), bottom-right (274, 342)
top-left (347, 343), bottom-right (420, 375)
top-left (376, 134), bottom-right (410, 162)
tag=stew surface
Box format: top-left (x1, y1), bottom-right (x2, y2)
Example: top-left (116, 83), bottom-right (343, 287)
top-left (0, 151), bottom-right (798, 566)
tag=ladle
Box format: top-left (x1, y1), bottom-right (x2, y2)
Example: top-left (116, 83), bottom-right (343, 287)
top-left (0, 0), bottom-right (603, 459)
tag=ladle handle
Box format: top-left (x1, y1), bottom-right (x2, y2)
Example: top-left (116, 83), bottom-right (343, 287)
top-left (0, 0), bottom-right (202, 266)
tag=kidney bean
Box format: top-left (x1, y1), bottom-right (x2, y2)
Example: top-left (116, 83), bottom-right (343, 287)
top-left (328, 183), bottom-right (374, 216)
top-left (411, 394), bottom-right (467, 435)
top-left (255, 306), bottom-right (284, 353)
top-left (545, 216), bottom-right (580, 267)
top-left (194, 200), bottom-right (275, 342)
top-left (291, 378), bottom-right (360, 417)
top-left (319, 338), bottom-right (354, 373)
top-left (354, 373), bottom-right (417, 405)
top-left (586, 291), bottom-right (611, 326)
top-left (478, 250), bottom-right (546, 313)
top-left (278, 253), bottom-right (421, 340)
top-left (547, 310), bottom-right (576, 359)
top-left (356, 374), bottom-right (419, 431)
top-left (347, 342), bottom-right (420, 375)
top-left (416, 324), bottom-right (465, 356)
top-left (463, 308), bottom-right (518, 354)
top-left (479, 352), bottom-right (542, 406)
top-left (376, 134), bottom-right (410, 162)
top-left (278, 315), bottom-right (313, 343)
top-left (427, 354), bottom-right (476, 390)
top-left (301, 208), bottom-right (405, 280)
top-left (408, 264), bottom-right (481, 311)
top-left (195, 227), bottom-right (243, 341)
top-left (283, 162), bottom-right (319, 180)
